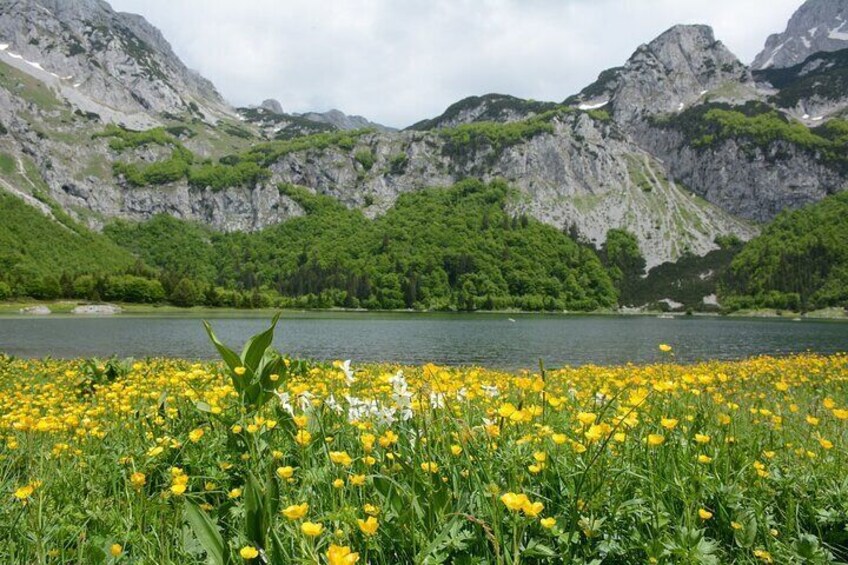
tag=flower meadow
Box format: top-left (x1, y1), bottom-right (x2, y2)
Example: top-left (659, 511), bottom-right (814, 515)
top-left (1, 318), bottom-right (847, 564)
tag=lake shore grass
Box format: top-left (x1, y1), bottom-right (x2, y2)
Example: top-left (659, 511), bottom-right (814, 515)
top-left (1, 299), bottom-right (846, 320)
top-left (1, 345), bottom-right (846, 563)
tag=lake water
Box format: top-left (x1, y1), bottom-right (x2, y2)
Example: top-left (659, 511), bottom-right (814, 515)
top-left (0, 312), bottom-right (846, 369)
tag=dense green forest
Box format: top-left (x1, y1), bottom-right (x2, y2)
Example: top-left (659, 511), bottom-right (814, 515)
top-left (3, 174), bottom-right (846, 313)
top-left (0, 192), bottom-right (134, 300)
top-left (721, 191), bottom-right (848, 311)
top-left (104, 179), bottom-right (618, 311)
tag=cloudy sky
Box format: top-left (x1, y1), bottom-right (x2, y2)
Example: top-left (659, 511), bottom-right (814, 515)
top-left (109, 0), bottom-right (800, 128)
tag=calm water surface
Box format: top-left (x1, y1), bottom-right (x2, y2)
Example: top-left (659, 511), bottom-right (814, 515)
top-left (0, 312), bottom-right (846, 369)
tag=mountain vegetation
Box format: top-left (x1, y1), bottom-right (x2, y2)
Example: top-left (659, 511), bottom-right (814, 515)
top-left (104, 179), bottom-right (618, 311)
top-left (721, 192), bottom-right (848, 311)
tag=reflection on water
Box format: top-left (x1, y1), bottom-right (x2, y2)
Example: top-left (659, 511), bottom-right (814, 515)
top-left (0, 312), bottom-right (846, 369)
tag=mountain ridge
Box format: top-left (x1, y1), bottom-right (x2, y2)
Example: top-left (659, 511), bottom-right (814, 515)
top-left (0, 0), bottom-right (845, 278)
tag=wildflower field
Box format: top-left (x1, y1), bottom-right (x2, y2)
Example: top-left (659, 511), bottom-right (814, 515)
top-left (2, 318), bottom-right (847, 564)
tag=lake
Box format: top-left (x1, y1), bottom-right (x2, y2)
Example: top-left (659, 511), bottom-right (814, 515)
top-left (0, 312), bottom-right (846, 369)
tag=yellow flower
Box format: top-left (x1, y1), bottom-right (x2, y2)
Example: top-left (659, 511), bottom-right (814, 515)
top-left (522, 501), bottom-right (544, 518)
top-left (824, 397), bottom-right (835, 409)
top-left (731, 521), bottom-right (743, 530)
top-left (818, 437), bottom-right (834, 450)
top-left (754, 549), bottom-right (773, 563)
top-left (660, 418), bottom-right (678, 430)
top-left (647, 434), bottom-right (665, 447)
top-left (576, 412), bottom-right (597, 426)
top-left (239, 546), bottom-right (259, 560)
top-left (363, 503), bottom-right (380, 516)
top-left (109, 544), bottom-right (123, 557)
top-left (301, 521), bottom-right (324, 537)
top-left (329, 451), bottom-right (353, 466)
top-left (551, 433), bottom-right (567, 445)
top-left (357, 516), bottom-right (379, 535)
top-left (500, 492), bottom-right (530, 512)
top-left (234, 366), bottom-right (247, 376)
top-left (282, 502), bottom-right (309, 520)
top-left (698, 508), bottom-right (713, 520)
top-left (697, 454), bottom-right (712, 464)
top-left (378, 430), bottom-right (398, 448)
top-left (540, 517), bottom-right (556, 529)
top-left (659, 344), bottom-right (672, 352)
top-left (327, 544), bottom-right (360, 565)
top-left (170, 483), bottom-right (187, 496)
top-left (497, 403), bottom-right (517, 418)
top-left (349, 474), bottom-right (366, 486)
top-left (188, 428), bottom-right (204, 443)
top-left (276, 466), bottom-right (295, 479)
top-left (333, 478), bottom-right (345, 489)
top-left (806, 415), bottom-right (820, 426)
top-left (228, 488), bottom-right (242, 499)
top-left (420, 462), bottom-right (439, 473)
top-left (694, 434), bottom-right (711, 444)
top-left (833, 408), bottom-right (848, 420)
top-left (130, 472), bottom-right (146, 489)
top-left (450, 444), bottom-right (463, 456)
top-left (295, 430), bottom-right (312, 446)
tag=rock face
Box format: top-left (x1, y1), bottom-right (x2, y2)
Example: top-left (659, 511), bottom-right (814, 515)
top-left (753, 49), bottom-right (848, 119)
top-left (268, 113), bottom-right (756, 268)
top-left (260, 98), bottom-right (284, 114)
top-left (297, 109), bottom-right (395, 132)
top-left (634, 123), bottom-right (846, 222)
top-left (407, 94), bottom-right (562, 130)
top-left (0, 0), bottom-right (232, 124)
top-left (570, 25), bottom-right (752, 125)
top-left (753, 0), bottom-right (848, 69)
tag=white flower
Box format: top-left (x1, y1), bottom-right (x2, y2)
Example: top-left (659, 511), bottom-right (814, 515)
top-left (340, 359), bottom-right (356, 386)
top-left (429, 392), bottom-right (445, 409)
top-left (275, 391), bottom-right (294, 415)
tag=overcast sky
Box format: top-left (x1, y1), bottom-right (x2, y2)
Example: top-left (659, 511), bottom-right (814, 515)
top-left (108, 0), bottom-right (800, 128)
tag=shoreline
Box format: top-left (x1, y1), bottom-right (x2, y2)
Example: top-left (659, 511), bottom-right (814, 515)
top-left (0, 300), bottom-right (845, 321)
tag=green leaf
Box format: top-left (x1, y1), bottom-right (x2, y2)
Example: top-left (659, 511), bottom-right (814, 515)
top-left (240, 313), bottom-right (280, 371)
top-left (733, 512), bottom-right (757, 549)
top-left (203, 320), bottom-right (246, 392)
top-left (184, 501), bottom-right (227, 565)
top-left (244, 473), bottom-right (265, 548)
top-left (523, 539), bottom-right (557, 558)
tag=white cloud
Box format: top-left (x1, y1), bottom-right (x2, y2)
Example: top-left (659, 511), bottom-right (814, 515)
top-left (108, 0), bottom-right (801, 127)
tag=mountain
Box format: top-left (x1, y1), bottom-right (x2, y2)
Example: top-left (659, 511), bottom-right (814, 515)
top-left (297, 109), bottom-right (394, 132)
top-left (0, 0), bottom-right (846, 311)
top-left (0, 0), bottom-right (231, 127)
top-left (753, 0), bottom-right (848, 69)
top-left (407, 94), bottom-right (562, 130)
top-left (568, 25), bottom-right (754, 125)
top-left (753, 49), bottom-right (848, 120)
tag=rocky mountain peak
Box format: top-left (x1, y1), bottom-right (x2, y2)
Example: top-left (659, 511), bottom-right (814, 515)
top-left (753, 0), bottom-right (848, 69)
top-left (0, 0), bottom-right (232, 125)
top-left (260, 98), bottom-right (284, 114)
top-left (571, 24), bottom-right (750, 125)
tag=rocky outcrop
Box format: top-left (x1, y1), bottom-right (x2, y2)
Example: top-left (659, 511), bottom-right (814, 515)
top-left (268, 113), bottom-right (755, 268)
top-left (260, 99), bottom-right (284, 114)
top-left (634, 123), bottom-right (847, 222)
top-left (753, 48), bottom-right (848, 120)
top-left (569, 25), bottom-right (752, 125)
top-left (753, 0), bottom-right (848, 69)
top-left (407, 94), bottom-right (562, 130)
top-left (0, 0), bottom-right (232, 123)
top-left (297, 109), bottom-right (395, 132)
